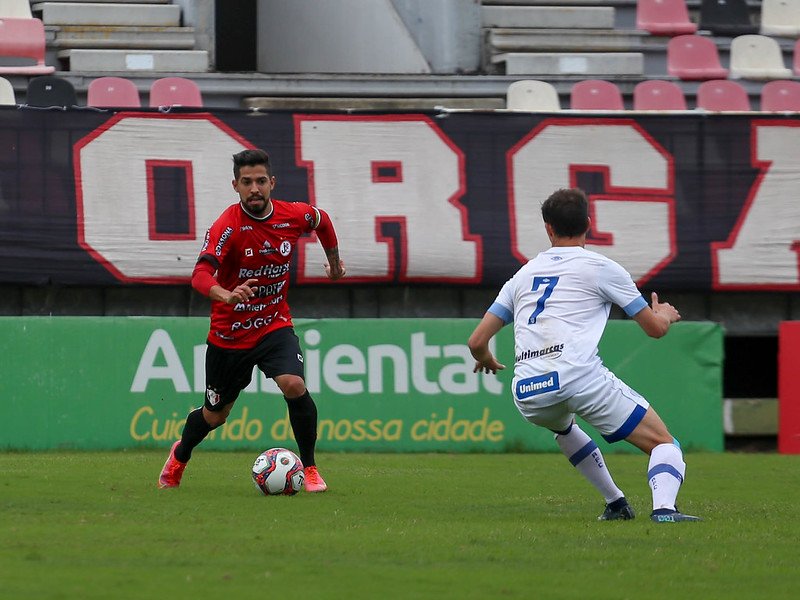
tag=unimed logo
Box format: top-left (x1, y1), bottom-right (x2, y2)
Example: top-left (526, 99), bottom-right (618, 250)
top-left (515, 372), bottom-right (560, 399)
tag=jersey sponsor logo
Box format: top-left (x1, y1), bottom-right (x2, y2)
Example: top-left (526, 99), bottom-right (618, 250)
top-left (245, 248), bottom-right (253, 257)
top-left (259, 240), bottom-right (277, 255)
top-left (515, 344), bottom-right (564, 362)
top-left (214, 226), bottom-right (234, 256)
top-left (272, 222), bottom-right (291, 229)
top-left (515, 372), bottom-right (560, 399)
top-left (230, 313), bottom-right (277, 332)
top-left (230, 282), bottom-right (286, 307)
top-left (238, 263), bottom-right (290, 279)
top-left (240, 225), bottom-right (253, 231)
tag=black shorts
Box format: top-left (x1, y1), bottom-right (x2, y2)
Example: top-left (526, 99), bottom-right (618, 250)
top-left (203, 326), bottom-right (305, 411)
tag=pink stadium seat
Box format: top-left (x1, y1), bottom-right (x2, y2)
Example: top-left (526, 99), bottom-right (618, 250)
top-left (633, 80), bottom-right (687, 110)
top-left (696, 80), bottom-right (751, 112)
top-left (667, 34), bottom-right (728, 81)
top-left (149, 77), bottom-right (203, 108)
top-left (570, 80), bottom-right (624, 110)
top-left (760, 80), bottom-right (800, 112)
top-left (87, 76), bottom-right (141, 108)
top-left (0, 17), bottom-right (55, 75)
top-left (636, 0), bottom-right (698, 36)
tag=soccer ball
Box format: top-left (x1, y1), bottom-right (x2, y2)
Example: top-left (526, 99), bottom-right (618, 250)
top-left (252, 448), bottom-right (305, 496)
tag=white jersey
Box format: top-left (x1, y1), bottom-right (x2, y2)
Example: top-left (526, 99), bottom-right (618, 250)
top-left (488, 246), bottom-right (647, 407)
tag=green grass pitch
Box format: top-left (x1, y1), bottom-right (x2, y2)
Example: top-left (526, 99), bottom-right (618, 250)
top-left (1, 451), bottom-right (798, 599)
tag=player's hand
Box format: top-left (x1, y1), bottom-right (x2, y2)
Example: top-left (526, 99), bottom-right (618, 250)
top-left (226, 278), bottom-right (259, 304)
top-left (473, 356), bottom-right (506, 375)
top-left (651, 291), bottom-right (681, 324)
top-left (325, 259), bottom-right (346, 281)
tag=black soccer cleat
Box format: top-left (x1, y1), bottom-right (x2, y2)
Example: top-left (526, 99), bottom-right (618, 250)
top-left (650, 507), bottom-right (703, 523)
top-left (598, 497), bottom-right (636, 521)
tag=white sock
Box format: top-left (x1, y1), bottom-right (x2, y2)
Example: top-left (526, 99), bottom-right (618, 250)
top-left (555, 424), bottom-right (624, 504)
top-left (648, 442), bottom-right (686, 511)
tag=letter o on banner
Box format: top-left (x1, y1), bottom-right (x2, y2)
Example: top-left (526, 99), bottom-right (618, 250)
top-left (74, 114), bottom-right (253, 283)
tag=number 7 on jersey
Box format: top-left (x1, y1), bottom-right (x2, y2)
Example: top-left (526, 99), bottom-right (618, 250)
top-left (528, 276), bottom-right (559, 324)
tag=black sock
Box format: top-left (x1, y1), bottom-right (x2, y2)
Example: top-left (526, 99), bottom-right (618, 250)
top-left (175, 408), bottom-right (214, 463)
top-left (285, 390), bottom-right (318, 467)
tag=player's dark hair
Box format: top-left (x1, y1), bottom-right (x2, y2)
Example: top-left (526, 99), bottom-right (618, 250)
top-left (541, 188), bottom-right (590, 237)
top-left (232, 148), bottom-right (271, 179)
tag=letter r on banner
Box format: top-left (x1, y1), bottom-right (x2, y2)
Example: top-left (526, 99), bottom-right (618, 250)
top-left (295, 115), bottom-right (482, 283)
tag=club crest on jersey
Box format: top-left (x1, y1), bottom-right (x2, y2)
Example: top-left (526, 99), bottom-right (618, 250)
top-left (516, 372), bottom-right (560, 399)
top-left (280, 241), bottom-right (292, 256)
top-left (206, 387), bottom-right (221, 406)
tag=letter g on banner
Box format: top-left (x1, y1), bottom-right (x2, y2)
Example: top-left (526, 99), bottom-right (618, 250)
top-left (507, 119), bottom-right (676, 284)
top-left (74, 114), bottom-right (254, 283)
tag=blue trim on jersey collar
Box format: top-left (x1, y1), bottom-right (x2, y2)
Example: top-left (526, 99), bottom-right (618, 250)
top-left (487, 302), bottom-right (513, 325)
top-left (602, 404), bottom-right (647, 443)
top-left (623, 295), bottom-right (648, 317)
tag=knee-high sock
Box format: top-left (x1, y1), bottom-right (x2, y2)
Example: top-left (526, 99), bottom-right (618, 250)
top-left (555, 424), bottom-right (624, 504)
top-left (648, 442), bottom-right (685, 511)
top-left (285, 390), bottom-right (318, 468)
top-left (175, 407), bottom-right (214, 463)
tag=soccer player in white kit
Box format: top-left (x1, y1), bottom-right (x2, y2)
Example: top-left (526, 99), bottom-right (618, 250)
top-left (468, 188), bottom-right (701, 523)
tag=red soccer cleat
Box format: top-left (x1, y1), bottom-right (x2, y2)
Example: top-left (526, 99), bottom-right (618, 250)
top-left (303, 465), bottom-right (327, 493)
top-left (158, 441), bottom-right (187, 489)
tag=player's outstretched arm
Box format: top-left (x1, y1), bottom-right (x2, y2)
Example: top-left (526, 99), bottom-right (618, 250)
top-left (633, 291), bottom-right (681, 338)
top-left (468, 312), bottom-right (506, 374)
top-left (323, 247), bottom-right (346, 280)
top-left (313, 208), bottom-right (345, 280)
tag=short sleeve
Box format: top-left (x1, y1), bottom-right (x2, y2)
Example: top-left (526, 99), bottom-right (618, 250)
top-left (487, 277), bottom-right (515, 325)
top-left (597, 259), bottom-right (647, 317)
top-left (200, 220), bottom-right (237, 266)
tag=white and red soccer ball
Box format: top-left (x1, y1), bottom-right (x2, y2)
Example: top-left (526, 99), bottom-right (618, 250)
top-left (252, 447), bottom-right (305, 495)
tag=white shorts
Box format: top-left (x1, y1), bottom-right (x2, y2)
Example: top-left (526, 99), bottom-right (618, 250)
top-left (513, 367), bottom-right (650, 442)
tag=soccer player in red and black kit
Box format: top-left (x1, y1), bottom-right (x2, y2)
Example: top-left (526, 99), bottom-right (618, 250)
top-left (158, 148), bottom-right (346, 492)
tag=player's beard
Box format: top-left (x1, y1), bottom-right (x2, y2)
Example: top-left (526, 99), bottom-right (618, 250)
top-left (243, 194), bottom-right (269, 217)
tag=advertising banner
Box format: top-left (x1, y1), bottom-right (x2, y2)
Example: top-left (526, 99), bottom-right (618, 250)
top-left (1, 317), bottom-right (723, 453)
top-left (0, 107), bottom-right (799, 291)
top-left (779, 321), bottom-right (800, 454)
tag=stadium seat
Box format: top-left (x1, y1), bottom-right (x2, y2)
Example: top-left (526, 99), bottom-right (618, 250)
top-left (506, 80), bottom-right (561, 111)
top-left (87, 76), bottom-right (141, 108)
top-left (699, 0), bottom-right (758, 36)
top-left (0, 75), bottom-right (15, 105)
top-left (0, 17), bottom-right (56, 75)
top-left (0, 0), bottom-right (31, 18)
top-left (760, 80), bottom-right (800, 112)
top-left (696, 79), bottom-right (751, 111)
top-left (667, 34), bottom-right (728, 80)
top-left (636, 0), bottom-right (697, 36)
top-left (25, 75), bottom-right (77, 108)
top-left (760, 0), bottom-right (800, 37)
top-left (633, 80), bottom-right (687, 110)
top-left (570, 80), bottom-right (624, 110)
top-left (729, 35), bottom-right (793, 80)
top-left (149, 77), bottom-right (203, 108)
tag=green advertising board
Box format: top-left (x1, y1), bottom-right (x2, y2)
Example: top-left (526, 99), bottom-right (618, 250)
top-left (1, 317), bottom-right (723, 452)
